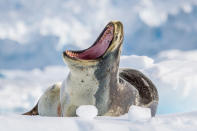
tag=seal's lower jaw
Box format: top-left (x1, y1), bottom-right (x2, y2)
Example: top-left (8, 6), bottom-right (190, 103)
top-left (63, 21), bottom-right (123, 65)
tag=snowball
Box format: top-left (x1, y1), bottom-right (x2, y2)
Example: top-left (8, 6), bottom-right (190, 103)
top-left (128, 105), bottom-right (151, 121)
top-left (76, 105), bottom-right (98, 119)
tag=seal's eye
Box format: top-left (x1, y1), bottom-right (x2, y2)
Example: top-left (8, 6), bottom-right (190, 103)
top-left (65, 24), bottom-right (114, 60)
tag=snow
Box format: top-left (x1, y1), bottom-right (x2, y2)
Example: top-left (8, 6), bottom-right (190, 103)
top-left (128, 106), bottom-right (151, 122)
top-left (0, 111), bottom-right (197, 131)
top-left (76, 105), bottom-right (98, 119)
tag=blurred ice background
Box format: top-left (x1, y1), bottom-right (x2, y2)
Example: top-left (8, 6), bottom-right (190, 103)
top-left (0, 0), bottom-right (197, 115)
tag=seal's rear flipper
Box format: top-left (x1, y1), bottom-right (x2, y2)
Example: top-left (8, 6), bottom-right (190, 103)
top-left (119, 68), bottom-right (159, 116)
top-left (22, 103), bottom-right (38, 115)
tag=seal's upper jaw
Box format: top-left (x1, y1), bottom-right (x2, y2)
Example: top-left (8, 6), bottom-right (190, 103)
top-left (63, 21), bottom-right (123, 65)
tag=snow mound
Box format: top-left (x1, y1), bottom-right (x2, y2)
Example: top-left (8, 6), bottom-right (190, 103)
top-left (1, 111), bottom-right (197, 131)
top-left (128, 105), bottom-right (151, 121)
top-left (76, 105), bottom-right (98, 119)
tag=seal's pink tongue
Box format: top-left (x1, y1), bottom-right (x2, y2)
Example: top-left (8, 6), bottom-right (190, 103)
top-left (77, 25), bottom-right (114, 60)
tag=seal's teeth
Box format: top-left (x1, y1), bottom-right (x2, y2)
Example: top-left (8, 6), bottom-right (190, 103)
top-left (70, 52), bottom-right (76, 57)
top-left (67, 51), bottom-right (74, 57)
top-left (69, 52), bottom-right (78, 57)
top-left (73, 53), bottom-right (78, 56)
top-left (66, 51), bottom-right (78, 57)
top-left (66, 51), bottom-right (70, 56)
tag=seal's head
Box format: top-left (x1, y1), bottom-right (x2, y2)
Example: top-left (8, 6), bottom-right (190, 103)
top-left (62, 21), bottom-right (123, 68)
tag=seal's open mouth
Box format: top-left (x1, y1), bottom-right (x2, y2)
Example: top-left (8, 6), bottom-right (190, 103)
top-left (64, 23), bottom-right (114, 60)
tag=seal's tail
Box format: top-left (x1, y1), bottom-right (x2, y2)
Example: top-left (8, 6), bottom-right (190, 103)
top-left (22, 103), bottom-right (39, 115)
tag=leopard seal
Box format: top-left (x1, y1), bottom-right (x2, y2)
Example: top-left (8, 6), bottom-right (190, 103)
top-left (23, 21), bottom-right (159, 117)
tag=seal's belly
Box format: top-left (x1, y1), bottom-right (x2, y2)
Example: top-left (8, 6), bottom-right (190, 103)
top-left (60, 73), bottom-right (99, 116)
top-left (68, 90), bottom-right (97, 105)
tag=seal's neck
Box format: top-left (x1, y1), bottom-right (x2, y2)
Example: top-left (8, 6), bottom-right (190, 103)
top-left (94, 47), bottom-right (121, 115)
top-left (70, 47), bottom-right (121, 115)
top-left (68, 45), bottom-right (121, 85)
top-left (66, 45), bottom-right (122, 115)
top-left (68, 65), bottom-right (99, 90)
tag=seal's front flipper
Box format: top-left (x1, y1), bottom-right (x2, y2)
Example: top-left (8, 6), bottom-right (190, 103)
top-left (22, 103), bottom-right (38, 115)
top-left (22, 83), bottom-right (61, 116)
